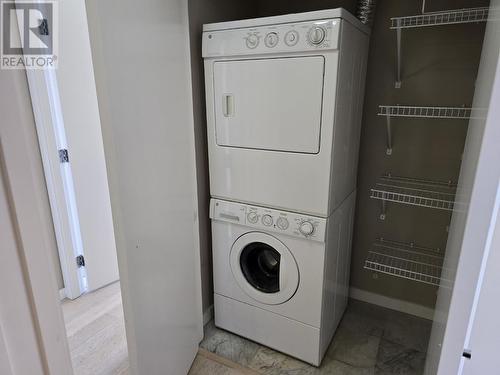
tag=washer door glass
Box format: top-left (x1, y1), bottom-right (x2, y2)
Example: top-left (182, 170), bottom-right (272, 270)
top-left (240, 242), bottom-right (281, 293)
top-left (230, 232), bottom-right (299, 305)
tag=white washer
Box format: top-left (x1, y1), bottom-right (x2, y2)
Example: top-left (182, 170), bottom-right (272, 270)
top-left (203, 9), bottom-right (369, 217)
top-left (210, 192), bottom-right (356, 366)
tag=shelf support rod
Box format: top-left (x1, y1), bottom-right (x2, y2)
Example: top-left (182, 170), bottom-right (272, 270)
top-left (380, 199), bottom-right (387, 220)
top-left (395, 20), bottom-right (402, 88)
top-left (385, 113), bottom-right (393, 155)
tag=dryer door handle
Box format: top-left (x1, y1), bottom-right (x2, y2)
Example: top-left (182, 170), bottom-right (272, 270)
top-left (222, 94), bottom-right (235, 117)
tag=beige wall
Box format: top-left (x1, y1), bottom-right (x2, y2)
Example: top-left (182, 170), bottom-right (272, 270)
top-left (187, 0), bottom-right (259, 314)
top-left (350, 0), bottom-right (488, 307)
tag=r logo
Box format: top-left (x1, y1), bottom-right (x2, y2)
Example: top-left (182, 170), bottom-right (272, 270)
top-left (1, 1), bottom-right (57, 69)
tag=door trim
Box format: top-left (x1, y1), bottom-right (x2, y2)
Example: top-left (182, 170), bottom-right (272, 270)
top-left (26, 65), bottom-right (86, 300)
top-left (0, 67), bottom-right (73, 374)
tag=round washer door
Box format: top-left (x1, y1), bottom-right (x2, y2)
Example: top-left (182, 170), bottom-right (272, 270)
top-left (230, 232), bottom-right (299, 305)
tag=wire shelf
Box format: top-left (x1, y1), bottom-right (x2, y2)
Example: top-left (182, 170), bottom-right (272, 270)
top-left (390, 7), bottom-right (490, 87)
top-left (390, 7), bottom-right (489, 29)
top-left (370, 175), bottom-right (457, 213)
top-left (378, 105), bottom-right (472, 119)
top-left (364, 238), bottom-right (444, 286)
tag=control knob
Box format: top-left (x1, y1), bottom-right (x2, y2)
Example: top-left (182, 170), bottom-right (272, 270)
top-left (299, 220), bottom-right (315, 236)
top-left (284, 30), bottom-right (299, 46)
top-left (308, 26), bottom-right (326, 45)
top-left (276, 217), bottom-right (289, 230)
top-left (264, 32), bottom-right (279, 48)
top-left (262, 214), bottom-right (273, 226)
top-left (246, 34), bottom-right (259, 49)
top-left (247, 211), bottom-right (258, 224)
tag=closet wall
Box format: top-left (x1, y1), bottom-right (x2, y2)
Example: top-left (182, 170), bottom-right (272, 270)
top-left (351, 0), bottom-right (487, 310)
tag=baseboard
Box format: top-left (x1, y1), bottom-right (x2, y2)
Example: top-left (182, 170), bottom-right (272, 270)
top-left (203, 304), bottom-right (214, 326)
top-left (349, 287), bottom-right (435, 320)
top-left (58, 288), bottom-right (66, 301)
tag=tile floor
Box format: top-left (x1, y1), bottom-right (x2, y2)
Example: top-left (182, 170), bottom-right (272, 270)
top-left (200, 300), bottom-right (432, 375)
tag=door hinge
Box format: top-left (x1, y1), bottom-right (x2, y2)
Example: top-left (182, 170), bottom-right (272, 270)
top-left (76, 255), bottom-right (85, 268)
top-left (59, 149), bottom-right (69, 163)
top-left (462, 349), bottom-right (472, 359)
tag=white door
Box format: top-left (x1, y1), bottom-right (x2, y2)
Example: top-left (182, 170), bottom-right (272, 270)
top-left (214, 56), bottom-right (325, 153)
top-left (85, 0), bottom-right (203, 374)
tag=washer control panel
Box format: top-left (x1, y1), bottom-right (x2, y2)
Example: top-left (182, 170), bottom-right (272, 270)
top-left (203, 19), bottom-right (340, 58)
top-left (210, 199), bottom-right (327, 242)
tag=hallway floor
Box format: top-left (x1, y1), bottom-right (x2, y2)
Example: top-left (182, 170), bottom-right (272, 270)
top-left (201, 300), bottom-right (432, 375)
top-left (62, 282), bottom-right (129, 375)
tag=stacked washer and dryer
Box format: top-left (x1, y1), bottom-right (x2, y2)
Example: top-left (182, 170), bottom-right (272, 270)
top-left (202, 9), bottom-right (369, 366)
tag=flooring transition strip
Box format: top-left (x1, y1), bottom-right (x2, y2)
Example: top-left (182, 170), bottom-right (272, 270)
top-left (197, 348), bottom-right (261, 374)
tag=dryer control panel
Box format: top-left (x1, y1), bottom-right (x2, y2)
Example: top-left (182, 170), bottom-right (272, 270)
top-left (210, 199), bottom-right (327, 242)
top-left (202, 19), bottom-right (341, 58)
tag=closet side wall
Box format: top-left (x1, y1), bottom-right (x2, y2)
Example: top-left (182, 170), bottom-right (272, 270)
top-left (351, 0), bottom-right (487, 309)
top-left (187, 0), bottom-right (259, 317)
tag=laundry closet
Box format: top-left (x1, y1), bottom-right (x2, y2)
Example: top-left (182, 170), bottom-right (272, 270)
top-left (187, 0), bottom-right (494, 373)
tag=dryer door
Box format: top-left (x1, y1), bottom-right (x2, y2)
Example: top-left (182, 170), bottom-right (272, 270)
top-left (230, 232), bottom-right (299, 305)
top-left (213, 56), bottom-right (325, 154)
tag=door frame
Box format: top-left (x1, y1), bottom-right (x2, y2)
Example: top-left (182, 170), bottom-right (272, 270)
top-left (0, 66), bottom-right (73, 374)
top-left (27, 68), bottom-right (87, 300)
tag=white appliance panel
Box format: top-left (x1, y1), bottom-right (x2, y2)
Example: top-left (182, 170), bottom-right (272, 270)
top-left (215, 294), bottom-right (322, 365)
top-left (203, 19), bottom-right (341, 58)
top-left (214, 57), bottom-right (324, 153)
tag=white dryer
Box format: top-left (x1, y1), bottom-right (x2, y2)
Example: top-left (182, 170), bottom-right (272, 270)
top-left (210, 192), bottom-right (356, 366)
top-left (203, 9), bottom-right (369, 217)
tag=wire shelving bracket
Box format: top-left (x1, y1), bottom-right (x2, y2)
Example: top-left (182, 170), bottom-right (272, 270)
top-left (378, 105), bottom-right (472, 155)
top-left (390, 7), bottom-right (489, 88)
top-left (364, 238), bottom-right (444, 286)
top-left (370, 174), bottom-right (457, 220)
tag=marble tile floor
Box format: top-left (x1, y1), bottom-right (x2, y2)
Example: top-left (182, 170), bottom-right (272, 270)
top-left (200, 300), bottom-right (432, 375)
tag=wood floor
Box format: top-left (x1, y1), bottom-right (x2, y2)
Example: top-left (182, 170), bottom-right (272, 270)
top-left (62, 282), bottom-right (129, 375)
top-left (61, 282), bottom-right (242, 375)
